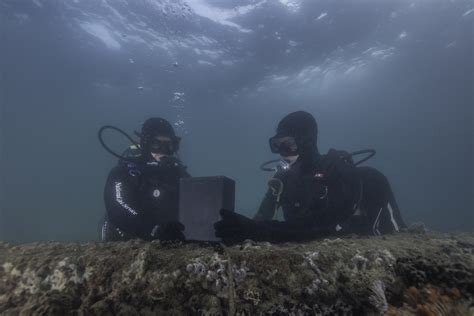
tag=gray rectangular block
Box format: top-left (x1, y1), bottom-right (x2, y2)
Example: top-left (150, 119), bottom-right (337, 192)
top-left (179, 176), bottom-right (235, 241)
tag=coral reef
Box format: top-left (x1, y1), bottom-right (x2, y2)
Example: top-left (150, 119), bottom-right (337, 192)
top-left (0, 232), bottom-right (473, 315)
top-left (369, 280), bottom-right (388, 313)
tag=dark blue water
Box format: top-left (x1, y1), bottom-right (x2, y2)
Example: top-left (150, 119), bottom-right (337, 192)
top-left (0, 0), bottom-right (472, 242)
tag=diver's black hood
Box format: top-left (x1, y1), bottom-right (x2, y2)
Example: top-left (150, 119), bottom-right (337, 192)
top-left (140, 117), bottom-right (178, 161)
top-left (276, 111), bottom-right (318, 140)
top-left (275, 111), bottom-right (320, 170)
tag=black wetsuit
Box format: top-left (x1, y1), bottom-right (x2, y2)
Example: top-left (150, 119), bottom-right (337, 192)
top-left (101, 157), bottom-right (189, 241)
top-left (253, 149), bottom-right (406, 237)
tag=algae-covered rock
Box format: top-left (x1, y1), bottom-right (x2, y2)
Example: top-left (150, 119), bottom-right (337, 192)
top-left (0, 233), bottom-right (473, 315)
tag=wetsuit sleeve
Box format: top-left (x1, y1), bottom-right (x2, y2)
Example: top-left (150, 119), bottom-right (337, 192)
top-left (216, 209), bottom-right (335, 244)
top-left (104, 166), bottom-right (156, 239)
top-left (253, 189), bottom-right (277, 221)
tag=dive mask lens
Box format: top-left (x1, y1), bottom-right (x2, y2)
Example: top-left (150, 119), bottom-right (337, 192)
top-left (150, 139), bottom-right (174, 155)
top-left (269, 136), bottom-right (298, 155)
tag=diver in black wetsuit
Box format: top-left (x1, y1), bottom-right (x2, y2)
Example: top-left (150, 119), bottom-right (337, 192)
top-left (101, 118), bottom-right (189, 241)
top-left (214, 111), bottom-right (406, 244)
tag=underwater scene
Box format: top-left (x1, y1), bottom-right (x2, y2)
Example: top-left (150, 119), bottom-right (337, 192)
top-left (0, 0), bottom-right (473, 314)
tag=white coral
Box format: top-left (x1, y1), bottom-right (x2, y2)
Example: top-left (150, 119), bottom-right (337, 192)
top-left (186, 258), bottom-right (208, 276)
top-left (379, 249), bottom-right (395, 265)
top-left (232, 263), bottom-right (248, 284)
top-left (43, 259), bottom-right (93, 291)
top-left (122, 250), bottom-right (147, 282)
top-left (187, 253), bottom-right (248, 297)
top-left (304, 279), bottom-right (322, 295)
top-left (14, 268), bottom-right (41, 295)
top-left (2, 262), bottom-right (21, 277)
top-left (236, 240), bottom-right (273, 251)
top-left (187, 254), bottom-right (229, 297)
top-left (5, 258), bottom-right (92, 295)
top-left (351, 252), bottom-right (369, 270)
top-left (369, 280), bottom-right (388, 313)
top-left (322, 238), bottom-right (344, 245)
top-left (302, 251), bottom-right (320, 272)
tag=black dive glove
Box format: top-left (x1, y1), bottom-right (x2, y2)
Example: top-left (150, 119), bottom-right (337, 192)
top-left (214, 209), bottom-right (336, 245)
top-left (214, 209), bottom-right (262, 244)
top-left (152, 221), bottom-right (185, 241)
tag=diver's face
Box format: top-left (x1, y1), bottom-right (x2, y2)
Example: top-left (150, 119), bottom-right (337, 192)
top-left (270, 136), bottom-right (298, 154)
top-left (150, 135), bottom-right (174, 160)
top-left (281, 154), bottom-right (299, 165)
top-left (155, 135), bottom-right (172, 142)
top-left (151, 153), bottom-right (165, 161)
top-left (270, 136), bottom-right (299, 163)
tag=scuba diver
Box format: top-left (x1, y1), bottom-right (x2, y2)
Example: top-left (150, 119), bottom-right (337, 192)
top-left (100, 117), bottom-right (189, 241)
top-left (214, 111), bottom-right (406, 244)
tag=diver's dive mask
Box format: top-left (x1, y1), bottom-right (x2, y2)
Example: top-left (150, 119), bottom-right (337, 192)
top-left (149, 136), bottom-right (180, 155)
top-left (269, 136), bottom-right (298, 156)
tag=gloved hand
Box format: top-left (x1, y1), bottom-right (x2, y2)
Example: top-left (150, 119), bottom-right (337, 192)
top-left (214, 209), bottom-right (260, 244)
top-left (215, 209), bottom-right (335, 244)
top-left (159, 156), bottom-right (183, 169)
top-left (155, 221), bottom-right (185, 241)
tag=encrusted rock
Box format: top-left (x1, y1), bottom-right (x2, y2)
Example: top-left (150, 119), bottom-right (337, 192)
top-left (0, 232), bottom-right (472, 315)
